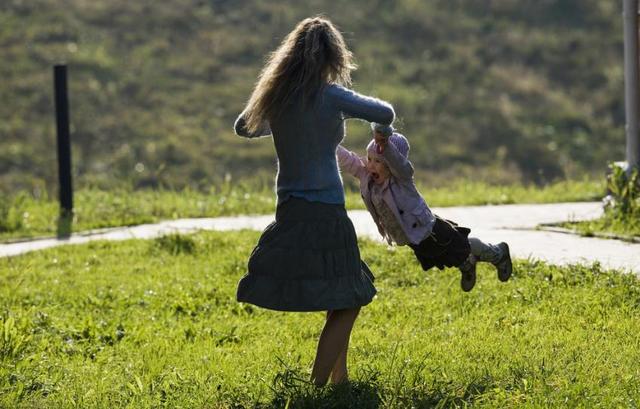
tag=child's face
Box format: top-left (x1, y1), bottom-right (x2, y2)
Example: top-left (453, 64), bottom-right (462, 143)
top-left (366, 154), bottom-right (391, 184)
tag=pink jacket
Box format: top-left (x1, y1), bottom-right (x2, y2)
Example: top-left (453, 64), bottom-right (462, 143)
top-left (337, 141), bottom-right (436, 245)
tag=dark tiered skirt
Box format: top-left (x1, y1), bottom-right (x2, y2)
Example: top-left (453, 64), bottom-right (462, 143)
top-left (409, 216), bottom-right (471, 271)
top-left (236, 197), bottom-right (376, 312)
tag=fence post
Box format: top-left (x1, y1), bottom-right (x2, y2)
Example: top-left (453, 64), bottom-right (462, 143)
top-left (623, 0), bottom-right (640, 173)
top-left (54, 64), bottom-right (73, 236)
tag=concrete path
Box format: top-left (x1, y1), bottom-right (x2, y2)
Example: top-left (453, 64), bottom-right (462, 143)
top-left (1, 202), bottom-right (639, 274)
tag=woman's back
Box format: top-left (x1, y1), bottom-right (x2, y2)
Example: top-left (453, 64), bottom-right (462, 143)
top-left (237, 83), bottom-right (394, 205)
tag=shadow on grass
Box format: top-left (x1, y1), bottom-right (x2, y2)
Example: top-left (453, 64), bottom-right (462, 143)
top-left (265, 379), bottom-right (381, 409)
top-left (253, 367), bottom-right (495, 409)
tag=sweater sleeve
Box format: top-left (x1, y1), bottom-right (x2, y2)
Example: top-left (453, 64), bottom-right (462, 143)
top-left (381, 133), bottom-right (414, 180)
top-left (326, 84), bottom-right (395, 125)
top-left (336, 145), bottom-right (368, 179)
top-left (233, 111), bottom-right (272, 138)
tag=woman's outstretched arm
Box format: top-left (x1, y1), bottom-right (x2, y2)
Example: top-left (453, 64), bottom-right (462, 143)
top-left (326, 84), bottom-right (395, 125)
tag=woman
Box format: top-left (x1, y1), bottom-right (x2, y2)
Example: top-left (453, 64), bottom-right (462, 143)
top-left (233, 16), bottom-right (394, 385)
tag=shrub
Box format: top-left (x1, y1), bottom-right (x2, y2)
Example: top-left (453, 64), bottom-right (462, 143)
top-left (604, 162), bottom-right (640, 220)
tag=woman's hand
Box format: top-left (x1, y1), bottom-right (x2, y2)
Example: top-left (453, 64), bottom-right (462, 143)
top-left (374, 131), bottom-right (388, 154)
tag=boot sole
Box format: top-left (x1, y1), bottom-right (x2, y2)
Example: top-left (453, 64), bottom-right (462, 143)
top-left (498, 242), bottom-right (512, 282)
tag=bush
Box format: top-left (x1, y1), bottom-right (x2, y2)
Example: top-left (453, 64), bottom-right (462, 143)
top-left (603, 162), bottom-right (640, 220)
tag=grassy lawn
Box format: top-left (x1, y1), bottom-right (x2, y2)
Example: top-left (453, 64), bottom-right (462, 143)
top-left (0, 178), bottom-right (604, 242)
top-left (558, 217), bottom-right (640, 240)
top-left (555, 166), bottom-right (640, 240)
top-left (1, 230), bottom-right (639, 408)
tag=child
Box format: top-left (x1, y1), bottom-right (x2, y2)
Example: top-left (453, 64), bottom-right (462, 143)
top-left (337, 123), bottom-right (512, 291)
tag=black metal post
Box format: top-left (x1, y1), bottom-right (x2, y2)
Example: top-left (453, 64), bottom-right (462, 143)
top-left (623, 0), bottom-right (640, 172)
top-left (54, 64), bottom-right (73, 216)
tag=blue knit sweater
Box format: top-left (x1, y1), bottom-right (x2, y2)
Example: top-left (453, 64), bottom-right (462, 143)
top-left (234, 83), bottom-right (395, 205)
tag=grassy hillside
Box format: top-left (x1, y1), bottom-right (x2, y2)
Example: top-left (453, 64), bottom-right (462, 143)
top-left (0, 0), bottom-right (625, 194)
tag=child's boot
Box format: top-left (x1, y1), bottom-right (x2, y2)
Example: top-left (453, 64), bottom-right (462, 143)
top-left (458, 255), bottom-right (477, 292)
top-left (495, 242), bottom-right (512, 282)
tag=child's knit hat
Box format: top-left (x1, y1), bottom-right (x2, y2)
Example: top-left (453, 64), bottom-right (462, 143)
top-left (366, 132), bottom-right (410, 159)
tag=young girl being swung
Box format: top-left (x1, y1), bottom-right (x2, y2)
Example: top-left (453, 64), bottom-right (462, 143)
top-left (337, 124), bottom-right (513, 291)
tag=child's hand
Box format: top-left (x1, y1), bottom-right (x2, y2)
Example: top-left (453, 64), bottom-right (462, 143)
top-left (374, 131), bottom-right (388, 154)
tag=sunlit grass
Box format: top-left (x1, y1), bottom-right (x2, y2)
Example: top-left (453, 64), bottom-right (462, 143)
top-left (1, 178), bottom-right (605, 242)
top-left (559, 216), bottom-right (640, 239)
top-left (0, 183), bottom-right (277, 242)
top-left (395, 178), bottom-right (605, 208)
top-left (1, 230), bottom-right (639, 407)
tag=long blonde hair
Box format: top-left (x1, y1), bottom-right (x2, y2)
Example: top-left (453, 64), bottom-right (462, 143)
top-left (242, 16), bottom-right (357, 134)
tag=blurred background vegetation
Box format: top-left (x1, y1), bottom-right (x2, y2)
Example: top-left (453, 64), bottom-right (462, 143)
top-left (0, 0), bottom-right (626, 197)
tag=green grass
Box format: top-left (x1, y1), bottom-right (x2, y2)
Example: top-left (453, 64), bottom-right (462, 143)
top-left (553, 165), bottom-right (639, 240)
top-left (0, 183), bottom-right (277, 242)
top-left (559, 216), bottom-right (640, 240)
top-left (1, 231), bottom-right (639, 407)
top-left (1, 178), bottom-right (605, 242)
top-left (409, 178), bottom-right (604, 208)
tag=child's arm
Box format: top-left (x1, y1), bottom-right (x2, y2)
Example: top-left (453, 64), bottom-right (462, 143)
top-left (380, 133), bottom-right (414, 180)
top-left (336, 145), bottom-right (368, 179)
top-left (233, 111), bottom-right (272, 138)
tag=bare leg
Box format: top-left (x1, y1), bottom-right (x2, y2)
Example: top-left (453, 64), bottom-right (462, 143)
top-left (331, 340), bottom-right (349, 384)
top-left (310, 307), bottom-right (360, 386)
top-left (320, 310), bottom-right (351, 384)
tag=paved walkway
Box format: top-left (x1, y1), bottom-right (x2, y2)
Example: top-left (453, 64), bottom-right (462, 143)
top-left (1, 202), bottom-right (639, 274)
